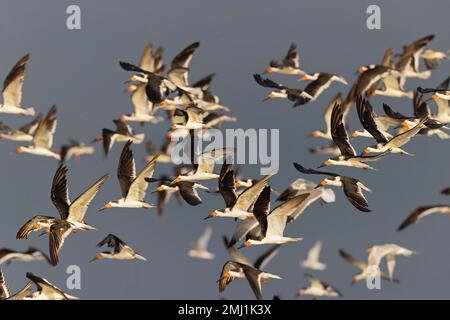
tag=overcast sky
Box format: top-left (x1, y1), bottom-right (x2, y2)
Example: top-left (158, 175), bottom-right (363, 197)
top-left (1, 0), bottom-right (450, 299)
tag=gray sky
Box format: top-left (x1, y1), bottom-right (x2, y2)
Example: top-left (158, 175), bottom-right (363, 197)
top-left (1, 0), bottom-right (450, 299)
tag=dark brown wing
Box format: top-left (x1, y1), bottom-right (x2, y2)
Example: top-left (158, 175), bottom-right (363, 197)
top-left (177, 182), bottom-right (202, 206)
top-left (51, 164), bottom-right (70, 219)
top-left (253, 74), bottom-right (285, 89)
top-left (341, 177), bottom-right (370, 212)
top-left (252, 186), bottom-right (271, 238)
top-left (117, 140), bottom-right (136, 198)
top-left (330, 103), bottom-right (356, 157)
top-left (356, 96), bottom-right (388, 144)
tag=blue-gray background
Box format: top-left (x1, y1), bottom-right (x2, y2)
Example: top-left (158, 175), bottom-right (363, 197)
top-left (0, 0), bottom-right (449, 299)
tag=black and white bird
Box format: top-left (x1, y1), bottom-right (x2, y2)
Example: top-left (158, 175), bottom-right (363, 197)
top-left (338, 249), bottom-right (399, 284)
top-left (93, 119), bottom-right (145, 157)
top-left (207, 173), bottom-right (274, 220)
top-left (318, 102), bottom-right (389, 170)
top-left (296, 274), bottom-right (340, 298)
top-left (0, 247), bottom-right (51, 266)
top-left (300, 241), bottom-right (327, 271)
top-left (264, 43), bottom-right (306, 75)
top-left (149, 177), bottom-right (209, 206)
top-left (90, 234), bottom-right (147, 262)
top-left (25, 272), bottom-right (78, 300)
top-left (0, 114), bottom-right (41, 142)
top-left (0, 54), bottom-right (35, 116)
top-left (59, 139), bottom-right (95, 162)
top-left (297, 72), bottom-right (348, 105)
top-left (218, 260), bottom-right (281, 300)
top-left (310, 93), bottom-right (342, 140)
top-left (16, 164), bottom-right (108, 265)
top-left (398, 205), bottom-right (450, 231)
top-left (16, 105), bottom-right (60, 160)
top-left (242, 186), bottom-right (307, 247)
top-left (100, 140), bottom-right (158, 210)
top-left (367, 244), bottom-right (416, 281)
top-left (188, 226), bottom-right (215, 260)
top-left (253, 74), bottom-right (313, 107)
top-left (294, 163), bottom-right (371, 212)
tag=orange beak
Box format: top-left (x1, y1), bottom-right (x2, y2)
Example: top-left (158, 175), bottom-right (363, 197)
top-left (166, 132), bottom-right (173, 139)
top-left (104, 203), bottom-right (112, 209)
top-left (431, 94), bottom-right (438, 100)
top-left (366, 247), bottom-right (373, 253)
top-left (320, 180), bottom-right (327, 186)
top-left (353, 276), bottom-right (360, 283)
top-left (300, 75), bottom-right (309, 81)
top-left (173, 177), bottom-right (182, 184)
top-left (244, 241), bottom-right (251, 247)
top-left (171, 124), bottom-right (177, 130)
top-left (16, 147), bottom-right (23, 153)
top-left (210, 211), bottom-right (218, 217)
top-left (363, 148), bottom-right (371, 154)
top-left (119, 115), bottom-right (126, 123)
top-left (324, 160), bottom-right (332, 166)
top-left (351, 132), bottom-right (359, 138)
top-left (130, 75), bottom-right (138, 82)
top-left (161, 100), bottom-right (168, 107)
top-left (0, 134), bottom-right (4, 139)
top-left (96, 253), bottom-right (104, 260)
top-left (156, 186), bottom-right (165, 192)
top-left (266, 67), bottom-right (273, 73)
top-left (234, 181), bottom-right (241, 188)
top-left (358, 67), bottom-right (366, 74)
top-left (310, 131), bottom-right (320, 137)
top-left (127, 85), bottom-right (137, 92)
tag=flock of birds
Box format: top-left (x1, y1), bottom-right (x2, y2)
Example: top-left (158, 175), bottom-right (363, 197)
top-left (1, 35), bottom-right (450, 300)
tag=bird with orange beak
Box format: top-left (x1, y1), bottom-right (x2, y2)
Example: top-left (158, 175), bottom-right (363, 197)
top-left (263, 43), bottom-right (306, 76)
top-left (296, 274), bottom-right (340, 298)
top-left (90, 234), bottom-right (147, 262)
top-left (100, 141), bottom-right (158, 211)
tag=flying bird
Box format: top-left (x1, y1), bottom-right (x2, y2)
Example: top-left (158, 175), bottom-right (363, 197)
top-left (90, 234), bottom-right (147, 262)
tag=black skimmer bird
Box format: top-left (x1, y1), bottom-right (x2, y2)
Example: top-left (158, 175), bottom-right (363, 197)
top-left (188, 226), bottom-right (215, 260)
top-left (223, 236), bottom-right (281, 270)
top-left (294, 163), bottom-right (371, 212)
top-left (25, 272), bottom-right (78, 300)
top-left (253, 73), bottom-right (313, 107)
top-left (121, 82), bottom-right (163, 124)
top-left (362, 115), bottom-right (429, 155)
top-left (0, 54), bottom-right (35, 116)
top-left (296, 274), bottom-right (340, 298)
top-left (319, 102), bottom-right (389, 170)
top-left (351, 96), bottom-right (399, 139)
top-left (395, 35), bottom-right (434, 86)
top-left (93, 119), bottom-right (145, 157)
top-left (148, 176), bottom-right (209, 206)
top-left (167, 42), bottom-right (201, 93)
top-left (228, 186), bottom-right (334, 248)
top-left (126, 41), bottom-right (164, 90)
top-left (297, 72), bottom-right (348, 105)
top-left (218, 260), bottom-right (281, 300)
top-left (207, 172), bottom-right (274, 220)
top-left (171, 147), bottom-right (235, 183)
top-left (276, 178), bottom-right (336, 204)
top-left (59, 139), bottom-right (95, 162)
top-left (100, 140), bottom-right (158, 211)
top-left (242, 186), bottom-right (307, 247)
top-left (398, 205), bottom-right (450, 231)
top-left (367, 244), bottom-right (417, 281)
top-left (264, 43), bottom-right (306, 75)
top-left (0, 246), bottom-right (51, 266)
top-left (420, 49), bottom-right (448, 70)
top-left (310, 92), bottom-right (342, 140)
top-left (339, 249), bottom-right (399, 284)
top-left (16, 105), bottom-right (60, 160)
top-left (0, 114), bottom-right (41, 142)
top-left (17, 164), bottom-right (108, 265)
top-left (353, 65), bottom-right (400, 97)
top-left (300, 241), bottom-right (327, 271)
top-left (0, 270), bottom-right (33, 300)
top-left (170, 105), bottom-right (207, 130)
top-left (90, 234), bottom-right (146, 262)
